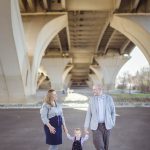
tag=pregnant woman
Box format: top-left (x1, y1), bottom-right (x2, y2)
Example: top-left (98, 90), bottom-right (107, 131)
top-left (40, 89), bottom-right (68, 150)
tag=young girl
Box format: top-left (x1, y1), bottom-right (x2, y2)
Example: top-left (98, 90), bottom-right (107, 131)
top-left (66, 128), bottom-right (89, 150)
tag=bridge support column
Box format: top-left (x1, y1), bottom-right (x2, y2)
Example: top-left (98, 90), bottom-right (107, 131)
top-left (62, 65), bottom-right (73, 90)
top-left (0, 0), bottom-right (31, 104)
top-left (41, 58), bottom-right (71, 91)
top-left (96, 55), bottom-right (130, 91)
top-left (89, 74), bottom-right (101, 87)
top-left (90, 65), bottom-right (103, 85)
top-left (37, 73), bottom-right (47, 89)
top-left (63, 74), bottom-right (72, 91)
top-left (86, 79), bottom-right (93, 88)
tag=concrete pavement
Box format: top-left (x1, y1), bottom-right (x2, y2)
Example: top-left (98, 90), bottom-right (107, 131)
top-left (0, 108), bottom-right (150, 150)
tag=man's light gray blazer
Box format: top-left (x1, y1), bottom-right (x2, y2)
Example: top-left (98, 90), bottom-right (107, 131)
top-left (84, 95), bottom-right (116, 130)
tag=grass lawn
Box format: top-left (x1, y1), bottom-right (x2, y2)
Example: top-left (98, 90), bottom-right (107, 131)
top-left (111, 93), bottom-right (150, 102)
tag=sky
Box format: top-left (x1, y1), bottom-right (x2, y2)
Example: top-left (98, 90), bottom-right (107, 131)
top-left (117, 47), bottom-right (149, 77)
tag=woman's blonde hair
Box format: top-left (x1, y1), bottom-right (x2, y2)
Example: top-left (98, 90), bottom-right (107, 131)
top-left (44, 89), bottom-right (56, 106)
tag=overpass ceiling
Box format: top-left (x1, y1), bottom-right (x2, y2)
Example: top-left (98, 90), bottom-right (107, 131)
top-left (19, 0), bottom-right (149, 87)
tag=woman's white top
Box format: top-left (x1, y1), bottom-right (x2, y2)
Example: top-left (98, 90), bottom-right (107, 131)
top-left (40, 102), bottom-right (66, 126)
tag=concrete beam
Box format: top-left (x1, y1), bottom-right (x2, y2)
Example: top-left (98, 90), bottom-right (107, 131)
top-left (70, 26), bottom-right (101, 30)
top-left (43, 0), bottom-right (48, 10)
top-left (61, 0), bottom-right (66, 9)
top-left (66, 26), bottom-right (71, 50)
top-left (72, 69), bottom-right (89, 73)
top-left (120, 40), bottom-right (130, 54)
top-left (103, 30), bottom-right (116, 54)
top-left (70, 30), bottom-right (100, 34)
top-left (58, 27), bottom-right (70, 51)
top-left (132, 0), bottom-right (140, 10)
top-left (19, 0), bottom-right (26, 12)
top-left (27, 0), bottom-right (35, 11)
top-left (71, 35), bottom-right (99, 39)
top-left (66, 0), bottom-right (114, 11)
top-left (71, 39), bottom-right (96, 42)
top-left (114, 0), bottom-right (121, 9)
top-left (57, 35), bottom-right (63, 53)
top-left (69, 21), bottom-right (106, 26)
top-left (95, 17), bottom-right (111, 53)
top-left (21, 12), bottom-right (67, 16)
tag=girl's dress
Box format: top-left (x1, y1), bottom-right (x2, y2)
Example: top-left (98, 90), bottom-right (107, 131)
top-left (72, 137), bottom-right (82, 150)
top-left (67, 133), bottom-right (89, 150)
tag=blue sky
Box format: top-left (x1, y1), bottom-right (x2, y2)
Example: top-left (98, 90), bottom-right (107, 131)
top-left (117, 47), bottom-right (149, 77)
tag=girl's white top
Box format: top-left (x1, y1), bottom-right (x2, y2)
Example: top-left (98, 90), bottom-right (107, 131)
top-left (67, 133), bottom-right (89, 145)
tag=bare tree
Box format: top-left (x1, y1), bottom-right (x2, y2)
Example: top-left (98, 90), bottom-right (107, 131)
top-left (116, 67), bottom-right (150, 93)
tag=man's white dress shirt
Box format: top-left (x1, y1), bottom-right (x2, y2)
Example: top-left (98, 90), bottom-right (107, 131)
top-left (95, 95), bottom-right (106, 123)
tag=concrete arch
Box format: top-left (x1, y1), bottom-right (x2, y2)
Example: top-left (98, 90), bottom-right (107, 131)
top-left (22, 15), bottom-right (61, 57)
top-left (111, 14), bottom-right (150, 64)
top-left (31, 15), bottom-right (68, 94)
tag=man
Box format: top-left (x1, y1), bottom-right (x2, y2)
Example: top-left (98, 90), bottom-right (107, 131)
top-left (84, 84), bottom-right (116, 150)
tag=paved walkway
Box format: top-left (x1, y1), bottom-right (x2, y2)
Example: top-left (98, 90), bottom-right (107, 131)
top-left (0, 108), bottom-right (150, 150)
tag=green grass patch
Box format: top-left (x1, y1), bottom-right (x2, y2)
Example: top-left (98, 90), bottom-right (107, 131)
top-left (111, 93), bottom-right (150, 102)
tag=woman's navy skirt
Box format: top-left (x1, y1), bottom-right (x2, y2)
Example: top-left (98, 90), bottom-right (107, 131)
top-left (44, 115), bottom-right (62, 145)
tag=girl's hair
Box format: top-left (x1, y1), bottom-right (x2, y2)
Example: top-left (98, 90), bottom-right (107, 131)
top-left (74, 128), bottom-right (81, 133)
top-left (44, 89), bottom-right (56, 106)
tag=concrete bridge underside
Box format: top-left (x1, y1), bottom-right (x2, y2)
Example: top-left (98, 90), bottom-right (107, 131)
top-left (0, 0), bottom-right (150, 103)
